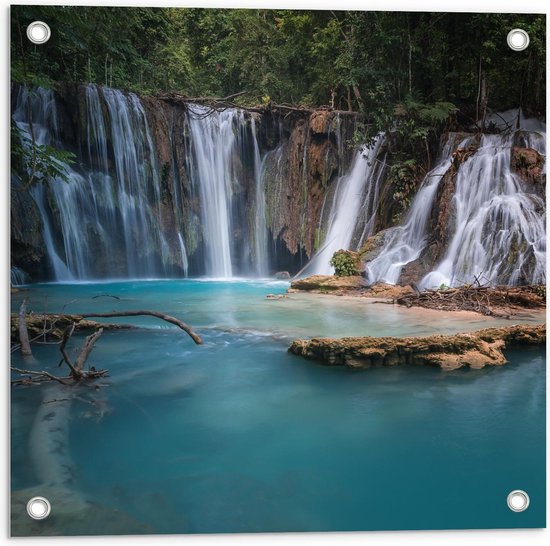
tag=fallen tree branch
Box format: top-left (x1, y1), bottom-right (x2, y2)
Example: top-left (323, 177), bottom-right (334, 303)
top-left (58, 323), bottom-right (79, 377)
top-left (157, 92), bottom-right (360, 118)
top-left (10, 367), bottom-right (72, 386)
top-left (79, 310), bottom-right (202, 344)
top-left (75, 328), bottom-right (104, 372)
top-left (394, 285), bottom-right (545, 317)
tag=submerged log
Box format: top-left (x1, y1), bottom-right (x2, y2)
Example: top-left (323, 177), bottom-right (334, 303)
top-left (289, 324), bottom-right (545, 371)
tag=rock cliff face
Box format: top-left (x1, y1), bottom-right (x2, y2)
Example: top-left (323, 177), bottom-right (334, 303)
top-left (10, 84), bottom-right (546, 286)
top-left (10, 83), bottom-right (360, 280)
top-left (262, 110), bottom-right (355, 262)
top-left (10, 177), bottom-right (48, 279)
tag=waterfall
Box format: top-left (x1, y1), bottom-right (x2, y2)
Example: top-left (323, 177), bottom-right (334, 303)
top-left (10, 266), bottom-right (28, 286)
top-left (251, 118), bottom-right (269, 276)
top-left (186, 105), bottom-right (240, 278)
top-left (421, 131), bottom-right (546, 288)
top-left (177, 232), bottom-right (189, 277)
top-left (367, 126), bottom-right (546, 288)
top-left (306, 136), bottom-right (384, 275)
top-left (12, 85), bottom-right (173, 280)
top-left (100, 87), bottom-right (168, 277)
top-left (366, 134), bottom-right (463, 285)
top-left (14, 84), bottom-right (543, 286)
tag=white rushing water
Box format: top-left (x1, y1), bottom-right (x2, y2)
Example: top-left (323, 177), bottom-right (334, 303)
top-left (251, 117), bottom-right (269, 277)
top-left (367, 125), bottom-right (546, 288)
top-left (13, 86), bottom-right (271, 281)
top-left (185, 106), bottom-right (237, 278)
top-left (421, 131), bottom-right (546, 288)
top-left (307, 136), bottom-right (384, 275)
top-left (366, 134), bottom-right (463, 285)
top-left (13, 85), bottom-right (170, 280)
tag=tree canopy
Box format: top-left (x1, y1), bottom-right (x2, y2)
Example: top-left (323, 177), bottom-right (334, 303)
top-left (11, 7), bottom-right (545, 118)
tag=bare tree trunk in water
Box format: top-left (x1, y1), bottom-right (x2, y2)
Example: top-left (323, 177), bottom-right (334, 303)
top-left (18, 299), bottom-right (32, 357)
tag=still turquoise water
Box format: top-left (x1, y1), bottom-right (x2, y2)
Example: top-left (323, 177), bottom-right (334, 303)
top-left (11, 280), bottom-right (546, 534)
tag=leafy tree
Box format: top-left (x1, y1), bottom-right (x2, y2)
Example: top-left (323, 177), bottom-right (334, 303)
top-left (10, 6), bottom-right (545, 117)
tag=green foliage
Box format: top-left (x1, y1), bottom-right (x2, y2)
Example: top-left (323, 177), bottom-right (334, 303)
top-left (387, 158), bottom-right (423, 223)
top-left (330, 250), bottom-right (360, 277)
top-left (11, 123), bottom-right (75, 190)
top-left (10, 7), bottom-right (546, 118)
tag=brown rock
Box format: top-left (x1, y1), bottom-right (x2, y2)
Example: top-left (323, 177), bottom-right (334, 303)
top-left (289, 324), bottom-right (545, 371)
top-left (359, 229), bottom-right (394, 262)
top-left (309, 110), bottom-right (333, 134)
top-left (288, 274), bottom-right (365, 293)
top-left (511, 146), bottom-right (545, 188)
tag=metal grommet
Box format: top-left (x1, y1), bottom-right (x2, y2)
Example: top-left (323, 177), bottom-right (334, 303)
top-left (26, 496), bottom-right (51, 520)
top-left (507, 29), bottom-right (529, 51)
top-left (26, 21), bottom-right (51, 45)
top-left (507, 490), bottom-right (530, 512)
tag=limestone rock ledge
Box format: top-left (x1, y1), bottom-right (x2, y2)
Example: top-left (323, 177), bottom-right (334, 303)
top-left (288, 324), bottom-right (545, 371)
top-left (288, 275), bottom-right (365, 293)
top-left (288, 275), bottom-right (415, 298)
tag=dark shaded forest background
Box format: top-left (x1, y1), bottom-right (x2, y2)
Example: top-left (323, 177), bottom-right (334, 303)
top-left (12, 6), bottom-right (545, 118)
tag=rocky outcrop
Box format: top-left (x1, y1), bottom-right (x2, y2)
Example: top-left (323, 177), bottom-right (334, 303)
top-left (511, 146), bottom-right (545, 195)
top-left (359, 229), bottom-right (394, 263)
top-left (288, 275), bottom-right (415, 298)
top-left (289, 324), bottom-right (545, 371)
top-left (263, 112), bottom-right (353, 260)
top-left (10, 177), bottom-right (50, 280)
top-left (288, 274), bottom-right (365, 293)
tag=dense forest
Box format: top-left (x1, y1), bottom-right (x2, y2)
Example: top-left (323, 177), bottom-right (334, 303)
top-left (12, 6), bottom-right (546, 121)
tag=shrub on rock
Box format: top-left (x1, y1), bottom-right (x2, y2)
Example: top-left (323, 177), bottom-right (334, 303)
top-left (330, 249), bottom-right (361, 277)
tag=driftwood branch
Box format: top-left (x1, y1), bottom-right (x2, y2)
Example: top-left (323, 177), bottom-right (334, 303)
top-left (10, 367), bottom-right (72, 386)
top-left (157, 92), bottom-right (360, 118)
top-left (75, 328), bottom-right (104, 371)
top-left (79, 310), bottom-right (203, 344)
top-left (394, 285), bottom-right (545, 317)
top-left (11, 307), bottom-right (201, 387)
top-left (59, 323), bottom-right (79, 376)
top-left (18, 298), bottom-right (32, 356)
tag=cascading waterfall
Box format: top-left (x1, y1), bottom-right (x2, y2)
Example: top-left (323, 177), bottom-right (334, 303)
top-left (421, 131), bottom-right (546, 288)
top-left (13, 85), bottom-right (173, 280)
top-left (186, 105), bottom-right (239, 278)
top-left (10, 266), bottom-right (28, 286)
top-left (368, 124), bottom-right (546, 288)
top-left (12, 85), bottom-right (545, 286)
top-left (99, 87), bottom-right (169, 277)
top-left (306, 136), bottom-right (384, 275)
top-left (177, 233), bottom-right (189, 277)
top-left (366, 134), bottom-right (464, 285)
